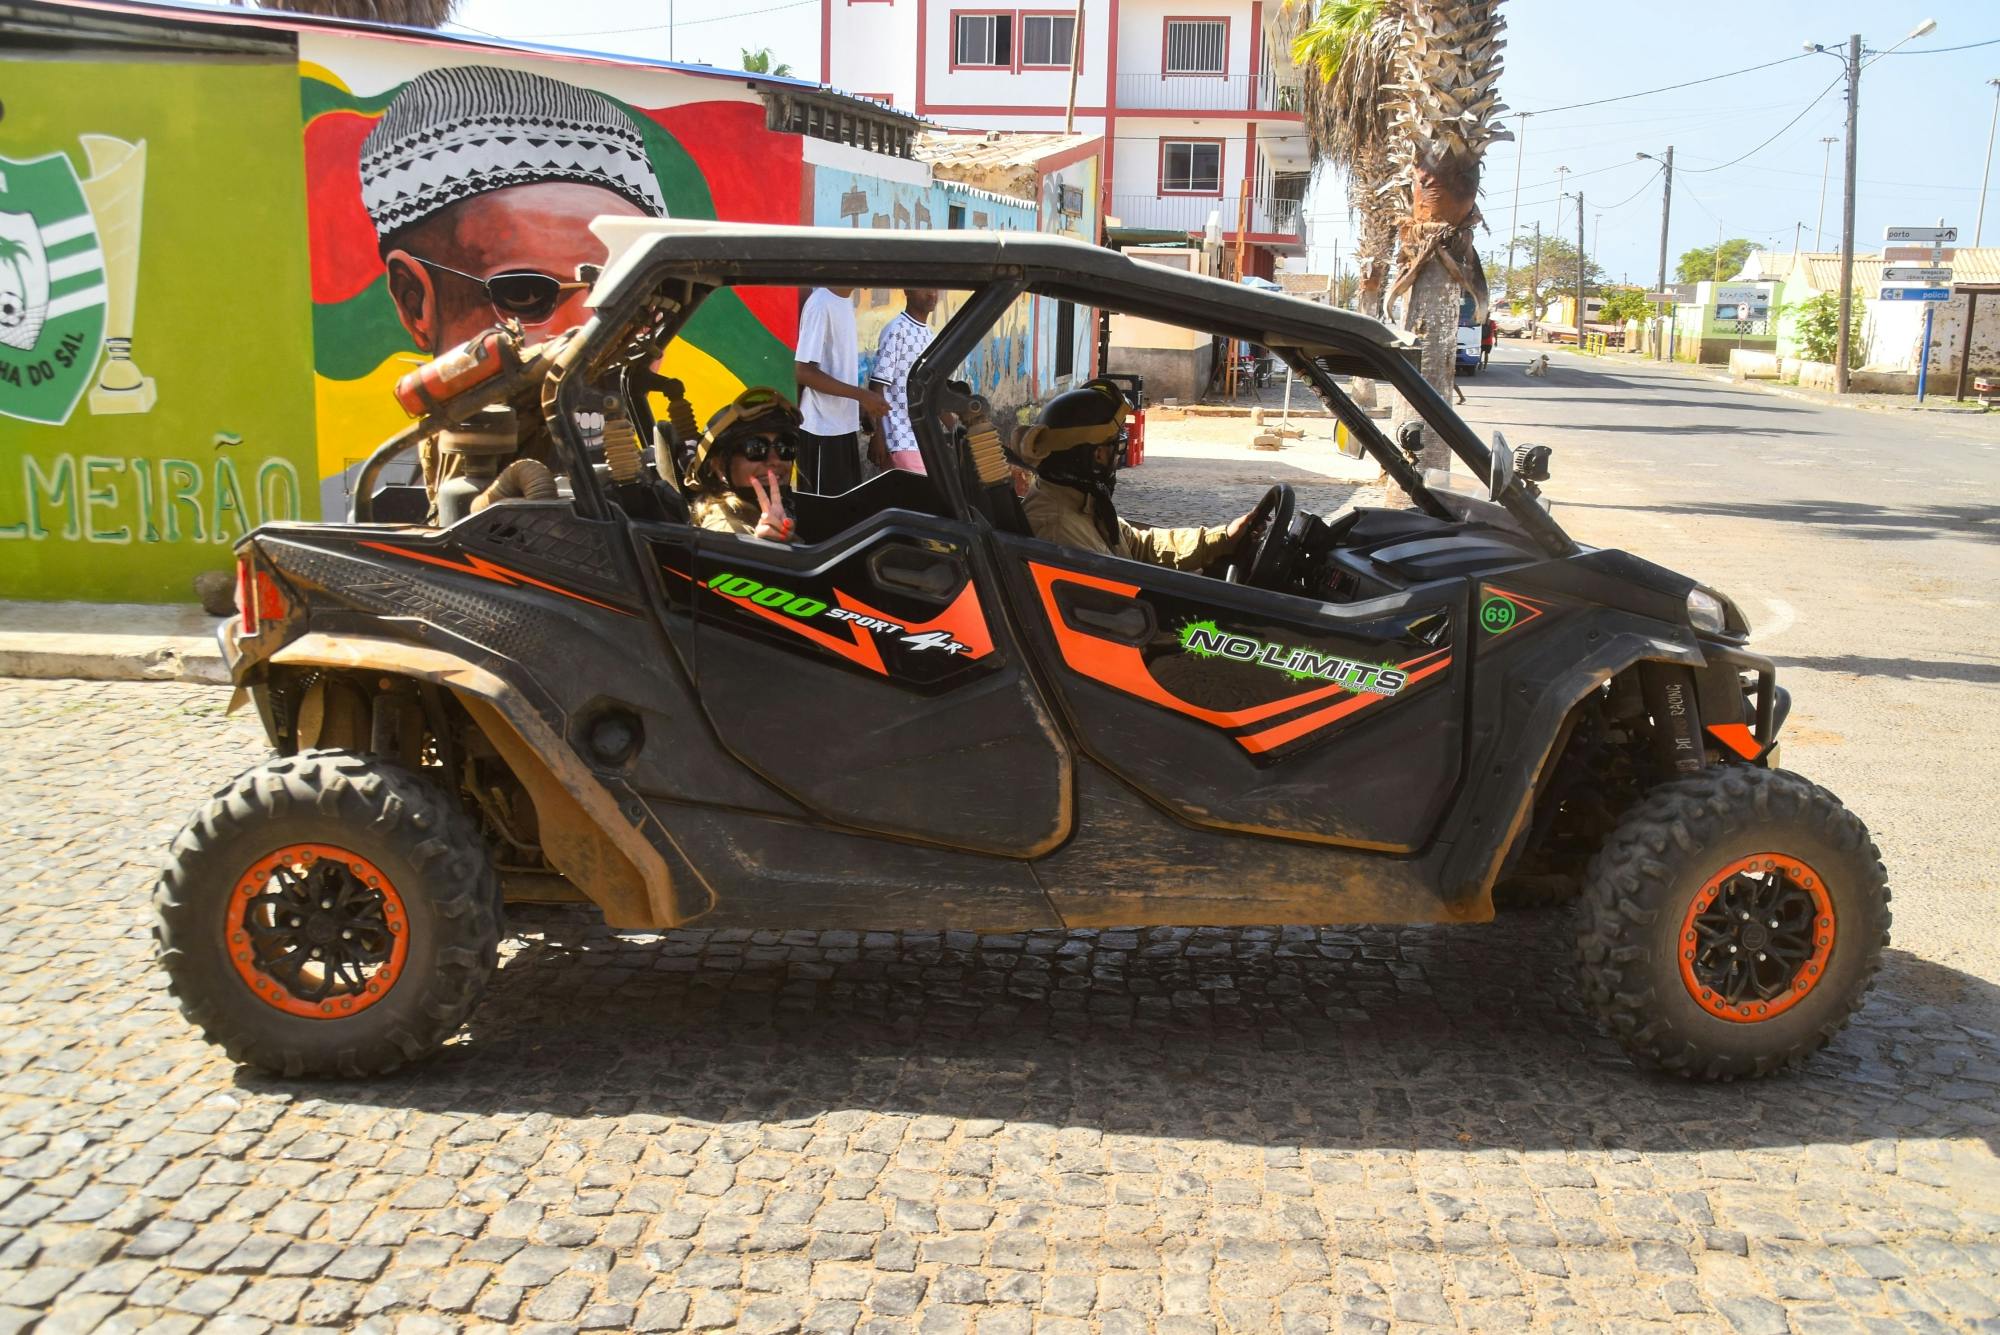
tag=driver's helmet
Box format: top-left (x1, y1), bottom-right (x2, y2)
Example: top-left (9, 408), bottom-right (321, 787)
top-left (686, 387), bottom-right (802, 491)
top-left (1013, 380), bottom-right (1130, 472)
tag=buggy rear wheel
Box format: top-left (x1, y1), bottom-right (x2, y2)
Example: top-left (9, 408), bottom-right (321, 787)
top-left (1575, 767), bottom-right (1888, 1080)
top-left (154, 749), bottom-right (502, 1077)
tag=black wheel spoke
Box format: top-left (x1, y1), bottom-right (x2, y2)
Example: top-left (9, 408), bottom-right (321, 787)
top-left (239, 854), bottom-right (398, 1006)
top-left (1688, 864), bottom-right (1828, 1012)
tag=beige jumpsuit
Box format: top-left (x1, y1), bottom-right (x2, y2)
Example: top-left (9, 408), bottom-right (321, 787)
top-left (1023, 481), bottom-right (1238, 571)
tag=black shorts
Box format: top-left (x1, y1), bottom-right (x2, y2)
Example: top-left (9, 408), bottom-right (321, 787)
top-left (798, 429), bottom-right (862, 496)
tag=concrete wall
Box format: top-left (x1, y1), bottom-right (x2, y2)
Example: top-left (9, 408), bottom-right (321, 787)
top-left (1105, 342), bottom-right (1215, 404)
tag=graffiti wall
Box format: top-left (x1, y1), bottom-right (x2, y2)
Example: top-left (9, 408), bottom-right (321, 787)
top-left (809, 166), bottom-right (1039, 417)
top-left (299, 35), bottom-right (807, 517)
top-left (0, 53), bottom-right (318, 601)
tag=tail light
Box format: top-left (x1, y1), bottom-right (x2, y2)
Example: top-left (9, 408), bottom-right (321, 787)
top-left (235, 554), bottom-right (289, 636)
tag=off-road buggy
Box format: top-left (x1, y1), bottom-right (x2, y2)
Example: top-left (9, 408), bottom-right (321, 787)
top-left (158, 221), bottom-right (1887, 1081)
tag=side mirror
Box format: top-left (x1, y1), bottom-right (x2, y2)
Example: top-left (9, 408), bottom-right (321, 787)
top-left (1489, 429), bottom-right (1514, 502)
top-left (1333, 421), bottom-right (1366, 460)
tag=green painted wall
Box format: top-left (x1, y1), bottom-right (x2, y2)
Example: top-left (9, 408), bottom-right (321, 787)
top-left (0, 55), bottom-right (318, 602)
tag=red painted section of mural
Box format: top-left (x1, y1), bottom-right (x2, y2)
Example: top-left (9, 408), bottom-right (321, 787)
top-left (304, 111), bottom-right (382, 306)
top-left (632, 101), bottom-right (803, 342)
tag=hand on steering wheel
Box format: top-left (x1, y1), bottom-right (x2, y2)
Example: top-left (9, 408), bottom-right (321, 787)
top-left (1225, 483), bottom-right (1300, 590)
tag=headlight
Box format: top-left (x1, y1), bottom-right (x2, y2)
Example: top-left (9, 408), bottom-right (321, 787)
top-left (1687, 587), bottom-right (1728, 635)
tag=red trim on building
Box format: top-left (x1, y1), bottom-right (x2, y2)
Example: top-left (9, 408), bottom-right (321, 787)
top-left (912, 102), bottom-right (1109, 116)
top-left (1036, 135), bottom-right (1105, 174)
top-left (916, 0), bottom-right (928, 110)
top-left (821, 0), bottom-right (834, 82)
top-left (1158, 136), bottom-right (1227, 197)
top-left (1160, 14), bottom-right (1229, 76)
top-left (1246, 1), bottom-right (1260, 108)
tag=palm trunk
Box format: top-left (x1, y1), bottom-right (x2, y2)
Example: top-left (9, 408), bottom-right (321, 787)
top-left (1351, 147), bottom-right (1398, 322)
top-left (1389, 164), bottom-right (1483, 476)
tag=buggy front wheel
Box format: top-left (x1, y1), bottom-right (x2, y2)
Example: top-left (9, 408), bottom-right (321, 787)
top-left (1575, 767), bottom-right (1889, 1080)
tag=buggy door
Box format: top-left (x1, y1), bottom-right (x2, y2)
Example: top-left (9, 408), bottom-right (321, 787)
top-left (994, 533), bottom-right (1466, 850)
top-left (646, 510), bottom-right (1071, 857)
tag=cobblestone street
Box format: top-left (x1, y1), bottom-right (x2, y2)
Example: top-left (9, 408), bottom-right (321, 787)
top-left (1, 678), bottom-right (1997, 1334)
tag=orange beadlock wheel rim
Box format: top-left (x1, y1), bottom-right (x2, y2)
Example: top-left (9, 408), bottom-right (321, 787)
top-left (1678, 853), bottom-right (1836, 1023)
top-left (226, 844), bottom-right (410, 1019)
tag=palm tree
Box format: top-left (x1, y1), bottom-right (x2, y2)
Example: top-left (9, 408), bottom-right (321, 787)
top-left (742, 48), bottom-right (796, 78)
top-left (1384, 0), bottom-right (1509, 468)
top-left (261, 0), bottom-right (457, 25)
top-left (1290, 0), bottom-right (1404, 320)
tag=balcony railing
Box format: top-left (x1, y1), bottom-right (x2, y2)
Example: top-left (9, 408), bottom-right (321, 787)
top-left (1114, 73), bottom-right (1302, 113)
top-left (1113, 194), bottom-right (1304, 239)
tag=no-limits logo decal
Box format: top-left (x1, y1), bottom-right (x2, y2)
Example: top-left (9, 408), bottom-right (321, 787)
top-left (1177, 619), bottom-right (1408, 696)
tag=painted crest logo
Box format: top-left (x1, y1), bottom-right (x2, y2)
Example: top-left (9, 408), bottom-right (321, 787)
top-left (0, 136), bottom-right (155, 426)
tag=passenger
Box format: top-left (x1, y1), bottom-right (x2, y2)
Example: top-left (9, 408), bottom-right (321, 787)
top-left (685, 388), bottom-right (803, 541)
top-left (1018, 380), bottom-right (1253, 571)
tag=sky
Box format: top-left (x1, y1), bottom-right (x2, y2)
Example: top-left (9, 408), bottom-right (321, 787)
top-left (438, 0), bottom-right (2000, 287)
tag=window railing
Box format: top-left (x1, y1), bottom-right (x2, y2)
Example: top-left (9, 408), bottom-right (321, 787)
top-left (1112, 194), bottom-right (1305, 238)
top-left (1115, 73), bottom-right (1302, 113)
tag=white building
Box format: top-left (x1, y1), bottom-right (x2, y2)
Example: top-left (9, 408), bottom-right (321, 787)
top-left (821, 0), bottom-right (1310, 276)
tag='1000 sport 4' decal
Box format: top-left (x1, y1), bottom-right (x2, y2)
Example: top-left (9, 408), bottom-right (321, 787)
top-left (701, 571), bottom-right (992, 675)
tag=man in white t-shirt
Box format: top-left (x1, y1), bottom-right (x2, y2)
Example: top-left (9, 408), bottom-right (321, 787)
top-left (793, 287), bottom-right (889, 495)
top-left (867, 289), bottom-right (940, 475)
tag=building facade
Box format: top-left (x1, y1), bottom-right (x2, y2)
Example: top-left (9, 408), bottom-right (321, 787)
top-left (823, 0), bottom-right (1309, 275)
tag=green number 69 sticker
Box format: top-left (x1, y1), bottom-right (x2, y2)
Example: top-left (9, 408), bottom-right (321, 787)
top-left (1480, 596), bottom-right (1518, 634)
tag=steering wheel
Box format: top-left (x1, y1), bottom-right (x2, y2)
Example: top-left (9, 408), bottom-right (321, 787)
top-left (1226, 483), bottom-right (1301, 590)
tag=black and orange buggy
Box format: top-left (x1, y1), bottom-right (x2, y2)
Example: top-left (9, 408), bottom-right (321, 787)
top-left (157, 223), bottom-right (1887, 1081)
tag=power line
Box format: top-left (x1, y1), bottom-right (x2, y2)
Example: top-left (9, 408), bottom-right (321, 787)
top-left (1680, 72), bottom-right (1844, 175)
top-left (1522, 52), bottom-right (1813, 118)
top-left (1599, 166), bottom-right (1664, 212)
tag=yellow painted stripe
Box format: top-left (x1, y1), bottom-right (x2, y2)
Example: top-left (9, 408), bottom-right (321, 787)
top-left (299, 61), bottom-right (351, 93)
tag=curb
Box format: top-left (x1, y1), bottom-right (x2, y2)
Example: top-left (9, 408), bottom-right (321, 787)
top-left (0, 601), bottom-right (229, 685)
top-left (0, 635), bottom-right (228, 685)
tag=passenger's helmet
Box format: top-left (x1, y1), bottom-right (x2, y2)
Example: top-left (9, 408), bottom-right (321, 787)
top-left (687, 387), bottom-right (802, 489)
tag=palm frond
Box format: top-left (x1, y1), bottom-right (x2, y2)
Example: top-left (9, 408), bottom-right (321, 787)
top-left (260, 0), bottom-right (458, 28)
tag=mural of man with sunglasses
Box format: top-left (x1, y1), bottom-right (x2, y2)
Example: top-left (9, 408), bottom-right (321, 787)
top-left (360, 65), bottom-right (667, 357)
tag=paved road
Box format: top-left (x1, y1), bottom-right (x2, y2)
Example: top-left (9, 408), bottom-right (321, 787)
top-left (0, 362), bottom-right (1997, 1333)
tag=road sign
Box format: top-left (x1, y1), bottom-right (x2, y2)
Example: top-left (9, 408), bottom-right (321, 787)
top-left (1883, 265), bottom-right (1953, 284)
top-left (1878, 286), bottom-right (1950, 302)
top-left (1883, 225), bottom-right (1958, 244)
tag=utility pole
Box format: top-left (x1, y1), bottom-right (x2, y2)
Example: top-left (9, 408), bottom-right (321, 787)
top-left (1505, 112), bottom-right (1531, 302)
top-left (1836, 33), bottom-right (1860, 394)
top-left (1064, 0), bottom-right (1085, 133)
top-left (1530, 221), bottom-right (1543, 334)
top-left (1575, 191), bottom-right (1586, 344)
top-left (1656, 147), bottom-right (1673, 295)
top-left (1815, 136), bottom-right (1838, 250)
top-left (1977, 78), bottom-right (2000, 246)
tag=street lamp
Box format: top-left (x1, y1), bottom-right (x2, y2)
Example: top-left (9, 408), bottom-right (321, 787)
top-left (1977, 78), bottom-right (2000, 247)
top-left (1806, 17), bottom-right (1940, 393)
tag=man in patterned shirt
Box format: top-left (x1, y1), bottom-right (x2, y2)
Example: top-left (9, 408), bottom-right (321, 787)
top-left (867, 289), bottom-right (941, 474)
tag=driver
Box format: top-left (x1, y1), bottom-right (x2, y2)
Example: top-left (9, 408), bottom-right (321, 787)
top-left (1017, 380), bottom-right (1252, 570)
top-left (686, 387), bottom-right (803, 542)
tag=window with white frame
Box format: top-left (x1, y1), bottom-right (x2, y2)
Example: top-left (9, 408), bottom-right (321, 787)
top-left (954, 12), bottom-right (1014, 67)
top-left (1164, 18), bottom-right (1226, 74)
top-left (1161, 140), bottom-right (1222, 194)
top-left (1020, 13), bottom-right (1076, 67)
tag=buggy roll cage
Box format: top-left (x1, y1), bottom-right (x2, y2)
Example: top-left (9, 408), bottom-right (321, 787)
top-left (371, 221), bottom-right (1577, 558)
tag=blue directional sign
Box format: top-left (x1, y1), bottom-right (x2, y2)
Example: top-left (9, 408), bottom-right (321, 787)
top-left (1878, 286), bottom-right (1950, 302)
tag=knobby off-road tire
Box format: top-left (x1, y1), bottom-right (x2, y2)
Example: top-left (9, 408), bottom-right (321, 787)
top-left (155, 749), bottom-right (502, 1077)
top-left (1576, 766), bottom-right (1889, 1081)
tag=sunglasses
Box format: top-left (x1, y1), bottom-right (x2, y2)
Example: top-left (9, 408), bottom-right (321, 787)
top-left (412, 257), bottom-right (591, 324)
top-left (736, 436), bottom-right (798, 463)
